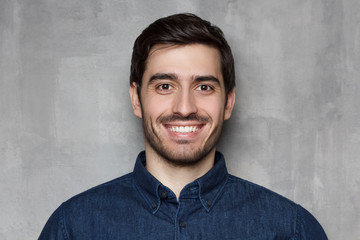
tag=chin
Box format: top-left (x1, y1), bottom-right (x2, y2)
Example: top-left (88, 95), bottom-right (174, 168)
top-left (153, 145), bottom-right (214, 167)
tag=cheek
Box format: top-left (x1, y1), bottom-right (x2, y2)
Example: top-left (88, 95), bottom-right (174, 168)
top-left (142, 96), bottom-right (173, 119)
top-left (198, 98), bottom-right (225, 120)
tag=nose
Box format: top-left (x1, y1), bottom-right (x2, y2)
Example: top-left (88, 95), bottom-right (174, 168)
top-left (172, 89), bottom-right (197, 117)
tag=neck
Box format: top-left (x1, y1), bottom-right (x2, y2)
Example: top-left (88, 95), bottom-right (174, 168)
top-left (144, 146), bottom-right (216, 200)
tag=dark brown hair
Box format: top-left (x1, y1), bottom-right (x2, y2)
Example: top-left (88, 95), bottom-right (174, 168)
top-left (130, 13), bottom-right (235, 95)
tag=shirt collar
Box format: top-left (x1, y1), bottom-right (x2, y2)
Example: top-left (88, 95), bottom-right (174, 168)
top-left (133, 151), bottom-right (229, 214)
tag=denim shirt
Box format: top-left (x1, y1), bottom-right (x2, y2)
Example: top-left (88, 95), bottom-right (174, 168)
top-left (39, 151), bottom-right (327, 239)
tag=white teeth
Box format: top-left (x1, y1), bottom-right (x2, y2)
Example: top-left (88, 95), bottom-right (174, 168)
top-left (169, 126), bottom-right (199, 133)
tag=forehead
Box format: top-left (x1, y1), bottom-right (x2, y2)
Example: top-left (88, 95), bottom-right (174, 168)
top-left (143, 44), bottom-right (223, 83)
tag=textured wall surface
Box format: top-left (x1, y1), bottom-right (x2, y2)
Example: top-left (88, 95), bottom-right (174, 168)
top-left (1, 0), bottom-right (359, 239)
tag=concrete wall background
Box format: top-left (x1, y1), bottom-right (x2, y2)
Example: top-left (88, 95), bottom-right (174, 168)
top-left (1, 0), bottom-right (359, 239)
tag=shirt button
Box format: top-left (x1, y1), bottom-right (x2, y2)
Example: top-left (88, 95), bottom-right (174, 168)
top-left (179, 221), bottom-right (186, 228)
top-left (151, 203), bottom-right (157, 210)
top-left (161, 191), bottom-right (168, 199)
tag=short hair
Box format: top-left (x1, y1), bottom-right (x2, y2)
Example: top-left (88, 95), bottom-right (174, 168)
top-left (130, 13), bottom-right (235, 95)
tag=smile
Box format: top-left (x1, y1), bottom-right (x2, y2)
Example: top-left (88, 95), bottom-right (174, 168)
top-left (167, 126), bottom-right (200, 133)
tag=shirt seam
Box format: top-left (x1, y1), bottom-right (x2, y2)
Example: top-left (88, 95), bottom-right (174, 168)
top-left (59, 203), bottom-right (71, 240)
top-left (174, 201), bottom-right (181, 240)
top-left (294, 204), bottom-right (300, 240)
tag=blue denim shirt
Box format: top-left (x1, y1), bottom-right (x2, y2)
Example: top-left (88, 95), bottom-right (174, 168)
top-left (39, 151), bottom-right (327, 239)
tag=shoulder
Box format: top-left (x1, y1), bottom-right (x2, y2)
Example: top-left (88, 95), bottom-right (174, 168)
top-left (39, 173), bottom-right (138, 239)
top-left (63, 172), bottom-right (135, 208)
top-left (224, 175), bottom-right (327, 239)
top-left (296, 204), bottom-right (328, 239)
top-left (226, 174), bottom-right (297, 207)
top-left (51, 173), bottom-right (137, 222)
top-left (76, 172), bottom-right (134, 195)
top-left (224, 175), bottom-right (298, 220)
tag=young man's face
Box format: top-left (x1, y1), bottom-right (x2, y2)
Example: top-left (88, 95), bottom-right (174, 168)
top-left (130, 44), bottom-right (235, 166)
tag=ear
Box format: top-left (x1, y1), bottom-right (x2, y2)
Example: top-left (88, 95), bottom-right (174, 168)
top-left (224, 88), bottom-right (235, 120)
top-left (129, 82), bottom-right (142, 118)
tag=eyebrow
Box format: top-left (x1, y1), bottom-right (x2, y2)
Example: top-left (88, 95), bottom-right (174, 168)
top-left (193, 75), bottom-right (221, 86)
top-left (148, 73), bottom-right (178, 85)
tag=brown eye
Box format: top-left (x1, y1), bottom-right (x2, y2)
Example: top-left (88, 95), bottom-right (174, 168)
top-left (156, 83), bottom-right (173, 92)
top-left (159, 84), bottom-right (170, 90)
top-left (197, 85), bottom-right (212, 91)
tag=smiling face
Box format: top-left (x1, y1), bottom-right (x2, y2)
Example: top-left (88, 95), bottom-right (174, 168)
top-left (130, 44), bottom-right (235, 166)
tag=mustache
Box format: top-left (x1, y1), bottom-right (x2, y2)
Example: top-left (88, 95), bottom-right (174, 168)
top-left (158, 114), bottom-right (209, 123)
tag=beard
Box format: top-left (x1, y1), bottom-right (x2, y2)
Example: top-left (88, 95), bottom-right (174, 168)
top-left (142, 112), bottom-right (224, 167)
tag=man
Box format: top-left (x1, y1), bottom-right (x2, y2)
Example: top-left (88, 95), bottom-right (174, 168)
top-left (39, 13), bottom-right (327, 239)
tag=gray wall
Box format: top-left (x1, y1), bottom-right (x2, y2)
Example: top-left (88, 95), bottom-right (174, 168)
top-left (1, 0), bottom-right (359, 239)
